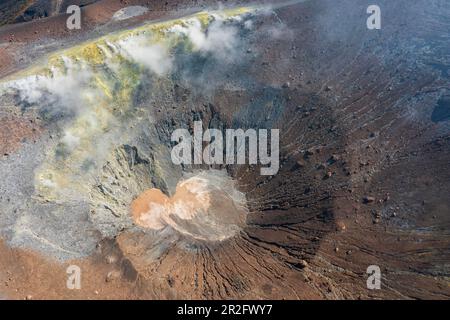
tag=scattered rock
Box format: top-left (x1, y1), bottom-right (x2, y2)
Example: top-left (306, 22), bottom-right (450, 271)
top-left (106, 255), bottom-right (118, 264)
top-left (336, 221), bottom-right (346, 231)
top-left (317, 163), bottom-right (326, 169)
top-left (298, 260), bottom-right (308, 268)
top-left (329, 154), bottom-right (340, 163)
top-left (296, 160), bottom-right (305, 168)
top-left (363, 196), bottom-right (375, 204)
top-left (167, 276), bottom-right (175, 287)
top-left (304, 149), bottom-right (314, 157)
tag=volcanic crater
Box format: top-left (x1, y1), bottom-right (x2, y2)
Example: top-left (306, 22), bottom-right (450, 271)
top-left (0, 0), bottom-right (449, 300)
